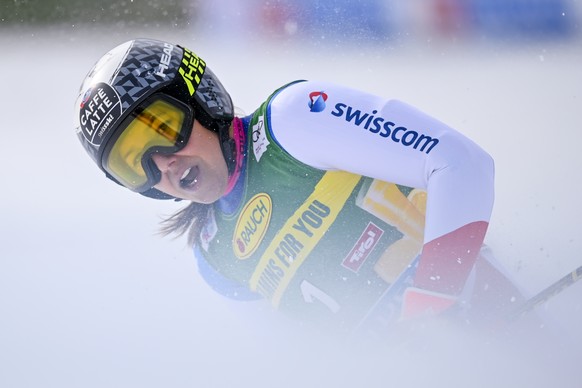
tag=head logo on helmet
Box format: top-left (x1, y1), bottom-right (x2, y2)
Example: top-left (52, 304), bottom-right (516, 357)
top-left (178, 48), bottom-right (206, 96)
top-left (155, 42), bottom-right (175, 78)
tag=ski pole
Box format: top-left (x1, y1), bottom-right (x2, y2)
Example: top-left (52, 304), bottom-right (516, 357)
top-left (508, 265), bottom-right (582, 321)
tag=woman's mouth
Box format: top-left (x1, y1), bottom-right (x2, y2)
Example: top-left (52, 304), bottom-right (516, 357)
top-left (179, 166), bottom-right (200, 189)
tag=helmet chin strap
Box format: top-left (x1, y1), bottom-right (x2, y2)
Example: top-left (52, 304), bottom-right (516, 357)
top-left (223, 117), bottom-right (245, 196)
top-left (220, 137), bottom-right (237, 176)
top-left (217, 117), bottom-right (237, 173)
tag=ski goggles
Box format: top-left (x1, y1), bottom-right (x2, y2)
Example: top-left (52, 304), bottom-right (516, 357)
top-left (101, 94), bottom-right (194, 192)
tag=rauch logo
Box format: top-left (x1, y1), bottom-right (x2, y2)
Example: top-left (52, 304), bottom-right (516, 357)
top-left (233, 193), bottom-right (273, 259)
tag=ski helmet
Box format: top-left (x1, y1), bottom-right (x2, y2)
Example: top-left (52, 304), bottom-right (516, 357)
top-left (73, 38), bottom-right (235, 200)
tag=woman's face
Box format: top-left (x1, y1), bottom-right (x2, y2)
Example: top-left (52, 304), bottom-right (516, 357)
top-left (151, 120), bottom-right (228, 203)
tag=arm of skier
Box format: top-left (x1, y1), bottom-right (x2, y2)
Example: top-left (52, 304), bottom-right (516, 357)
top-left (269, 80), bottom-right (495, 318)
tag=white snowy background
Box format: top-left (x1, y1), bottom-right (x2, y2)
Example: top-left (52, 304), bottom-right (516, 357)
top-left (1, 2), bottom-right (581, 387)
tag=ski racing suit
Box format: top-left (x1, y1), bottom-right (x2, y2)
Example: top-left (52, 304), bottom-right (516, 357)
top-left (193, 80), bottom-right (496, 334)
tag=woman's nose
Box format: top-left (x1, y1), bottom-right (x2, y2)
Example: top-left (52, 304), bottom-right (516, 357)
top-left (151, 152), bottom-right (176, 173)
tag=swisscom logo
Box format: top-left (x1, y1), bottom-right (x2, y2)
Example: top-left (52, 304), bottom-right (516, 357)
top-left (306, 91), bottom-right (439, 154)
top-left (308, 91), bottom-right (328, 112)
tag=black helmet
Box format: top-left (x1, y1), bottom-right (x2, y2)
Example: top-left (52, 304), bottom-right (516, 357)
top-left (73, 38), bottom-right (235, 200)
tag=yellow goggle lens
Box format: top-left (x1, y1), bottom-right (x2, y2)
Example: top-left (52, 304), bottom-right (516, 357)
top-left (105, 98), bottom-right (186, 190)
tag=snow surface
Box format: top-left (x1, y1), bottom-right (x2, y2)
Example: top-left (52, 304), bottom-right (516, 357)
top-left (0, 27), bottom-right (581, 388)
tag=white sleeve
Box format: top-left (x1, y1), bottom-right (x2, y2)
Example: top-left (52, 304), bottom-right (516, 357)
top-left (268, 81), bottom-right (494, 244)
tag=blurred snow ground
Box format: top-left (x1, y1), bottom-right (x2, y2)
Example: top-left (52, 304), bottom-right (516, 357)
top-left (0, 27), bottom-right (581, 388)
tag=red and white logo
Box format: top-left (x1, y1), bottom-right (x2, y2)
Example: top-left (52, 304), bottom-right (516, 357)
top-left (342, 222), bottom-right (383, 273)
